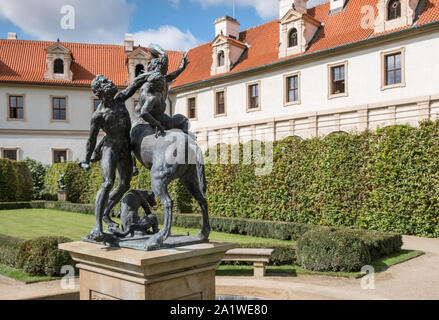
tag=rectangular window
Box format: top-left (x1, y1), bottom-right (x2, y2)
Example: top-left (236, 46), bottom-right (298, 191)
top-left (53, 150), bottom-right (67, 163)
top-left (52, 97), bottom-right (67, 121)
top-left (287, 75), bottom-right (299, 103)
top-left (248, 84), bottom-right (259, 110)
top-left (93, 99), bottom-right (101, 112)
top-left (381, 48), bottom-right (405, 90)
top-left (8, 95), bottom-right (24, 119)
top-left (385, 53), bottom-right (402, 86)
top-left (188, 97), bottom-right (197, 120)
top-left (328, 61), bottom-right (348, 98)
top-left (215, 91), bottom-right (226, 116)
top-left (331, 65), bottom-right (345, 94)
top-left (2, 149), bottom-right (18, 161)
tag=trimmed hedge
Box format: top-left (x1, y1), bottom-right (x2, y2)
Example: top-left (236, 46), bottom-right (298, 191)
top-left (16, 236), bottom-right (75, 277)
top-left (0, 159), bottom-right (33, 202)
top-left (201, 121), bottom-right (439, 238)
top-left (0, 235), bottom-right (24, 268)
top-left (297, 228), bottom-right (372, 272)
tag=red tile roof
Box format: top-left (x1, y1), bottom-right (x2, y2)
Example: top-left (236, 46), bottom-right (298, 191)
top-left (0, 40), bottom-right (183, 87)
top-left (0, 0), bottom-right (438, 89)
top-left (172, 0), bottom-right (439, 88)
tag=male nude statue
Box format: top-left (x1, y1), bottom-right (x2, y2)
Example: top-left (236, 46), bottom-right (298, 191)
top-left (133, 44), bottom-right (189, 136)
top-left (79, 73), bottom-right (149, 241)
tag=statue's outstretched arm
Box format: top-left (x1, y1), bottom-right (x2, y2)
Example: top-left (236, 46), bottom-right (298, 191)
top-left (116, 72), bottom-right (151, 102)
top-left (84, 116), bottom-right (102, 164)
top-left (166, 52), bottom-right (188, 82)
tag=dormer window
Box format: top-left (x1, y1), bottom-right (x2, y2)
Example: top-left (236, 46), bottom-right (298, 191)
top-left (218, 51), bottom-right (225, 67)
top-left (54, 59), bottom-right (64, 74)
top-left (127, 48), bottom-right (151, 84)
top-left (387, 0), bottom-right (401, 21)
top-left (135, 64), bottom-right (145, 77)
top-left (279, 7), bottom-right (321, 58)
top-left (288, 29), bottom-right (298, 47)
top-left (44, 40), bottom-right (73, 81)
top-left (374, 0), bottom-right (420, 33)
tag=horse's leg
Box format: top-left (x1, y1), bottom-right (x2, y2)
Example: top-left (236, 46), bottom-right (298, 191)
top-left (180, 173), bottom-right (210, 241)
top-left (145, 170), bottom-right (173, 250)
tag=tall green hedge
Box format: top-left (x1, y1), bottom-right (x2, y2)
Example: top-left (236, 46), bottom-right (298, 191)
top-left (0, 159), bottom-right (32, 202)
top-left (203, 120), bottom-right (439, 237)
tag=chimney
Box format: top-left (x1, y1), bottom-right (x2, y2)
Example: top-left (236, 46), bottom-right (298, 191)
top-left (7, 32), bottom-right (17, 40)
top-left (330, 0), bottom-right (346, 13)
top-left (214, 16), bottom-right (240, 39)
top-left (124, 33), bottom-right (134, 52)
top-left (279, 0), bottom-right (308, 18)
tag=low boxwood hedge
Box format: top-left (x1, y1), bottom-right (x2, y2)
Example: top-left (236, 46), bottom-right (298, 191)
top-left (0, 235), bottom-right (24, 268)
top-left (297, 228), bottom-right (372, 272)
top-left (16, 236), bottom-right (75, 277)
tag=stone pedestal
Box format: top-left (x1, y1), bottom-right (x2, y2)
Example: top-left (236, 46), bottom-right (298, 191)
top-left (59, 241), bottom-right (235, 300)
top-left (57, 190), bottom-right (67, 202)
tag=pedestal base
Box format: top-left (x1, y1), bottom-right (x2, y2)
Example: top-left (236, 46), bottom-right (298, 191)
top-left (57, 190), bottom-right (67, 202)
top-left (59, 241), bottom-right (235, 300)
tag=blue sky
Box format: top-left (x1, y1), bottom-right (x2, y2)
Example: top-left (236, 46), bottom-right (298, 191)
top-left (0, 0), bottom-right (327, 51)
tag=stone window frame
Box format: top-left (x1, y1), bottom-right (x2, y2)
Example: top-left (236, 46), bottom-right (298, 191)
top-left (50, 96), bottom-right (69, 122)
top-left (1, 147), bottom-right (19, 161)
top-left (6, 93), bottom-right (26, 121)
top-left (186, 95), bottom-right (198, 121)
top-left (381, 47), bottom-right (406, 91)
top-left (246, 80), bottom-right (262, 113)
top-left (283, 71), bottom-right (301, 107)
top-left (214, 88), bottom-right (227, 118)
top-left (327, 60), bottom-right (349, 100)
top-left (51, 148), bottom-right (69, 164)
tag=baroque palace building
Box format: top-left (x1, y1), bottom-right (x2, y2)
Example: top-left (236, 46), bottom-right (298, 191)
top-left (1, 0), bottom-right (439, 164)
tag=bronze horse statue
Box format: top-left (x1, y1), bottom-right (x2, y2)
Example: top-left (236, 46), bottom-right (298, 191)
top-left (130, 123), bottom-right (210, 250)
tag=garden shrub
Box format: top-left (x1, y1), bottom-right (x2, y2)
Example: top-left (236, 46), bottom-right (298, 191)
top-left (297, 228), bottom-right (371, 272)
top-left (16, 236), bottom-right (75, 276)
top-left (24, 158), bottom-right (48, 200)
top-left (0, 235), bottom-right (24, 268)
top-left (0, 159), bottom-right (33, 202)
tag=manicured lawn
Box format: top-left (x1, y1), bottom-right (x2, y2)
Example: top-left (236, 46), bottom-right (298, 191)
top-left (0, 209), bottom-right (424, 282)
top-left (217, 250), bottom-right (424, 278)
top-left (0, 264), bottom-right (58, 284)
top-left (0, 209), bottom-right (293, 245)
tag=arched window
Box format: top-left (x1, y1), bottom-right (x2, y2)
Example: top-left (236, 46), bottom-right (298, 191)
top-left (54, 59), bottom-right (64, 74)
top-left (135, 64), bottom-right (145, 77)
top-left (218, 51), bottom-right (225, 67)
top-left (387, 0), bottom-right (401, 21)
top-left (288, 28), bottom-right (298, 48)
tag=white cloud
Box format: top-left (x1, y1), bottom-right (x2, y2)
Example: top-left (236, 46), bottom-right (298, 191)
top-left (169, 0), bottom-right (180, 8)
top-left (132, 26), bottom-right (201, 51)
top-left (0, 0), bottom-right (135, 44)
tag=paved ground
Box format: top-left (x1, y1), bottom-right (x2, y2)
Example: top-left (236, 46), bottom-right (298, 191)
top-left (0, 235), bottom-right (438, 300)
top-left (217, 236), bottom-right (439, 300)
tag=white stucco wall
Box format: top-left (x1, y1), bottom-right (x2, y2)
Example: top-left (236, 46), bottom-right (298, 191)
top-left (0, 85), bottom-right (139, 164)
top-left (173, 31), bottom-right (439, 132)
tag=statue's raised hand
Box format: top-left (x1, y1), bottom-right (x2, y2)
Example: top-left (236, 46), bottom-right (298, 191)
top-left (179, 52), bottom-right (188, 71)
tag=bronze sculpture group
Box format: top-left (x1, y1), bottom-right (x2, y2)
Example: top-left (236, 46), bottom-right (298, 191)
top-left (79, 44), bottom-right (210, 251)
